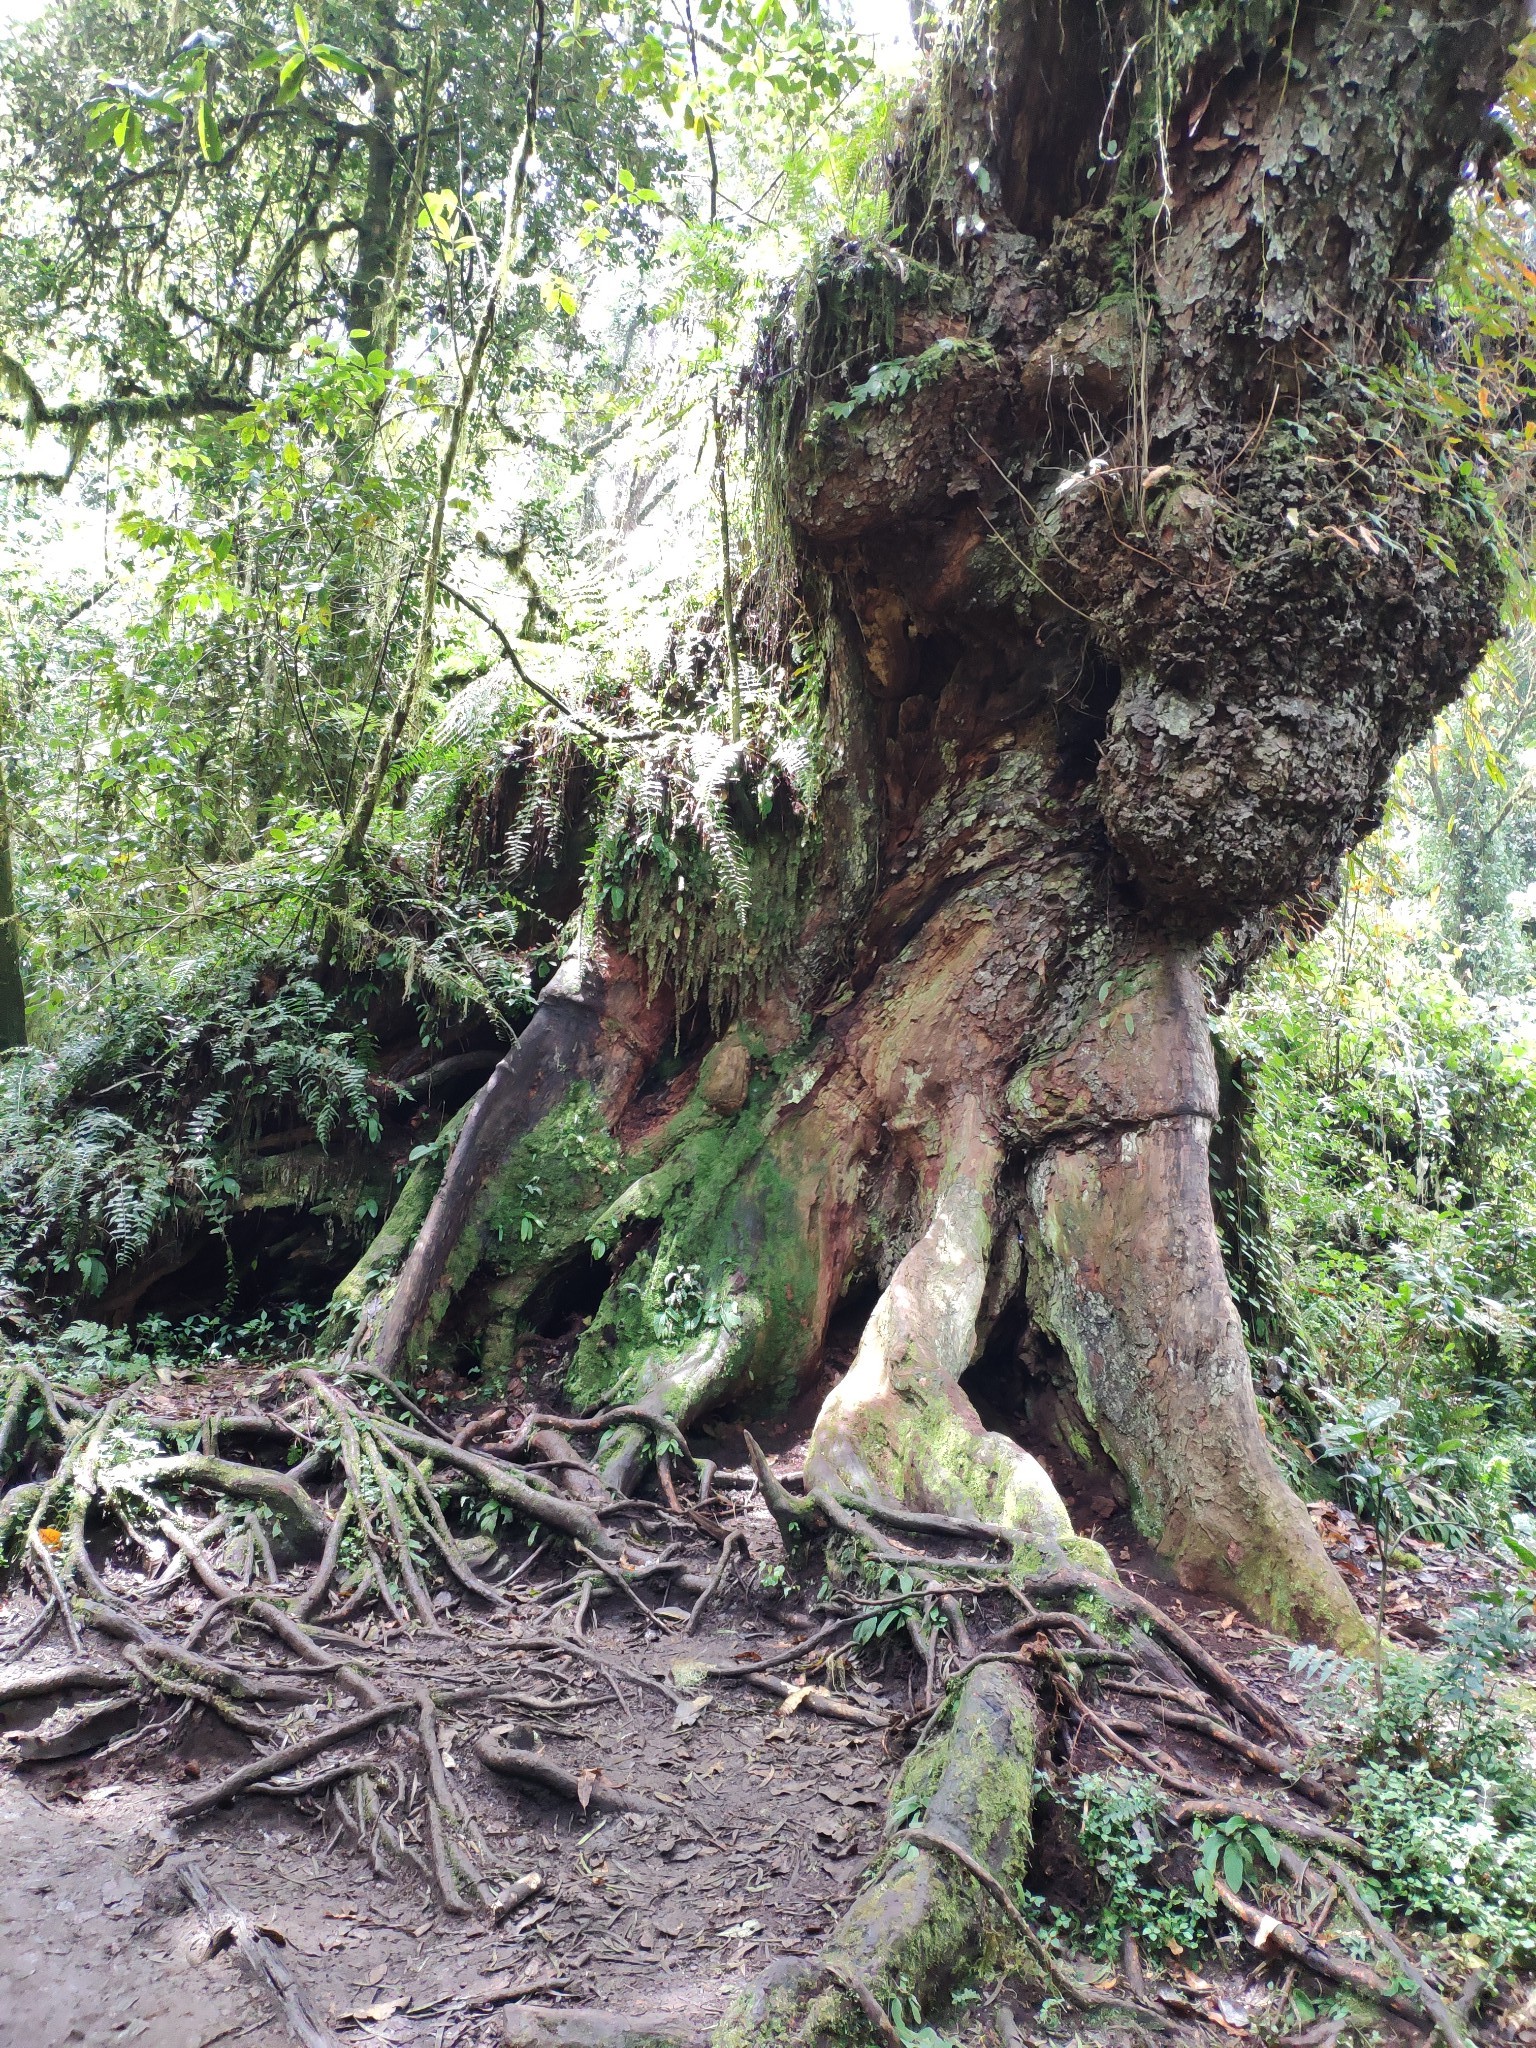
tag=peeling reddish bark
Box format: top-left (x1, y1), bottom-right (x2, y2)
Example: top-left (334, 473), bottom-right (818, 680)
top-left (350, 0), bottom-right (1524, 1661)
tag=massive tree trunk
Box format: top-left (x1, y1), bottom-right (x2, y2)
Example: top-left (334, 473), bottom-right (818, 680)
top-left (329, 0), bottom-right (1520, 2030)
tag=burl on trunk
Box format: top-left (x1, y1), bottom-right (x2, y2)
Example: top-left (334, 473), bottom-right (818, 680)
top-left (336, 1), bottom-right (1520, 2027)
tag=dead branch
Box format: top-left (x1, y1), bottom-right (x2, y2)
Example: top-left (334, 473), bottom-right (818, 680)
top-left (1211, 1875), bottom-right (1423, 2024)
top-left (684, 1531), bottom-right (740, 1636)
top-left (172, 1853), bottom-right (340, 2048)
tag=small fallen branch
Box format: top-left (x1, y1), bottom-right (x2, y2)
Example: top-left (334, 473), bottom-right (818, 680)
top-left (743, 1670), bottom-right (891, 1727)
top-left (684, 1530), bottom-right (740, 1636)
top-left (173, 1853), bottom-right (339, 2048)
top-left (1211, 1875), bottom-right (1423, 2024)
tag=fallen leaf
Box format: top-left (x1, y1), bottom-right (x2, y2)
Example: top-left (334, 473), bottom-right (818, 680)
top-left (343, 1998), bottom-right (405, 2025)
top-left (672, 1693), bottom-right (713, 1731)
top-left (777, 1685), bottom-right (812, 1717)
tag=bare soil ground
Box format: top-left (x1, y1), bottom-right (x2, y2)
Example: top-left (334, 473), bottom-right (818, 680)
top-left (1, 1354), bottom-right (1529, 2048)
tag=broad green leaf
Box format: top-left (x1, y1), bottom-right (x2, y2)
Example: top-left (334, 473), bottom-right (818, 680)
top-left (196, 99), bottom-right (223, 163)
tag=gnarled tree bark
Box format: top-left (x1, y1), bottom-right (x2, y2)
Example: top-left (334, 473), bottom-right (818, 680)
top-left (329, 0), bottom-right (1523, 2032)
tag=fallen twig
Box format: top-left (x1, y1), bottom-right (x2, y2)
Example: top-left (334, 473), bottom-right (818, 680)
top-left (1211, 1875), bottom-right (1422, 2023)
top-left (684, 1531), bottom-right (740, 1636)
top-left (172, 1853), bottom-right (339, 2048)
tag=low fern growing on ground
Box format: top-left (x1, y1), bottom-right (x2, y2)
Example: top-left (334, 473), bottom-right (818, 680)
top-left (1326, 1625), bottom-right (1536, 1971)
top-left (0, 939), bottom-right (383, 1303)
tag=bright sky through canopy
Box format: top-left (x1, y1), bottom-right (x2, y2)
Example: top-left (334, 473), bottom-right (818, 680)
top-left (0, 0), bottom-right (914, 37)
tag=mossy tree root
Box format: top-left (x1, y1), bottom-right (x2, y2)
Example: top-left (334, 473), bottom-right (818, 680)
top-left (718, 1103), bottom-right (1107, 2045)
top-left (1013, 953), bottom-right (1368, 1649)
top-left (805, 1096), bottom-right (1100, 1573)
top-left (720, 1661), bottom-right (1050, 2047)
top-left (356, 948), bottom-right (671, 1383)
top-left (722, 1081), bottom-right (1353, 2044)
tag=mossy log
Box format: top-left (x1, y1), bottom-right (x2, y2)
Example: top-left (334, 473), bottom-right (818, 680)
top-left (326, 0), bottom-right (1522, 2032)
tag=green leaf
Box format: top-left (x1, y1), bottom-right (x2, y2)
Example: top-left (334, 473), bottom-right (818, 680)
top-left (1222, 1843), bottom-right (1246, 1894)
top-left (293, 2), bottom-right (311, 48)
top-left (196, 99), bottom-right (223, 163)
top-left (313, 43), bottom-right (371, 75)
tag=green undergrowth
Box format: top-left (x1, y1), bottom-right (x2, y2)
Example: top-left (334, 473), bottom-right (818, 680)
top-left (1, 1303), bottom-right (324, 1396)
top-left (1047, 1618), bottom-right (1536, 2001)
top-left (617, 810), bottom-right (819, 1028)
top-left (1305, 1633), bottom-right (1536, 1974)
top-left (1222, 895), bottom-right (1536, 1555)
top-left (0, 941), bottom-right (390, 1305)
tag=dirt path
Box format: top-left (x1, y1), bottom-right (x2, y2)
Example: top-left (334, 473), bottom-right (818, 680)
top-left (0, 1772), bottom-right (261, 2047)
top-left (0, 1432), bottom-right (899, 2048)
top-left (3, 1357), bottom-right (1516, 2048)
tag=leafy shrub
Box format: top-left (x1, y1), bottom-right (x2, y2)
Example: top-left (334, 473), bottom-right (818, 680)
top-left (1302, 1621), bottom-right (1536, 1970)
top-left (1072, 1769), bottom-right (1214, 1958)
top-left (1226, 892), bottom-right (1536, 1541)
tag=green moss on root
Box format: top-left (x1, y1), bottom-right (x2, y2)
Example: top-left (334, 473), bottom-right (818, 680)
top-left (566, 1076), bottom-right (821, 1418)
top-left (322, 1104), bottom-right (471, 1342)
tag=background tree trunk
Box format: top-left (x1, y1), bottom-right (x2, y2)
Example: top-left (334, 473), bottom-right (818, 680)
top-left (0, 749), bottom-right (25, 1049)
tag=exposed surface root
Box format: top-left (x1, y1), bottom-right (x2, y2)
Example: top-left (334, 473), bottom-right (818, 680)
top-left (0, 1349), bottom-right (1472, 2047)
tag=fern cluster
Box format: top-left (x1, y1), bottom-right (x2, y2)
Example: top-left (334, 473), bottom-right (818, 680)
top-left (0, 938), bottom-right (383, 1304)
